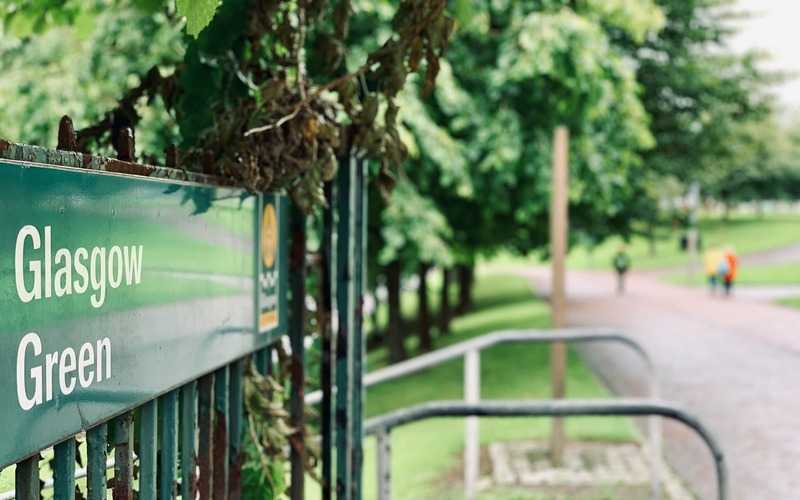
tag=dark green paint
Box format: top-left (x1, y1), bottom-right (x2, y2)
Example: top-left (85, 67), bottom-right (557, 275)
top-left (112, 413), bottom-right (133, 500)
top-left (351, 159), bottom-right (367, 500)
top-left (213, 366), bottom-right (229, 500)
top-left (0, 159), bottom-right (287, 468)
top-left (228, 359), bottom-right (244, 498)
top-left (289, 204), bottom-right (307, 500)
top-left (140, 400), bottom-right (158, 500)
top-left (197, 374), bottom-right (214, 499)
top-left (87, 424), bottom-right (108, 500)
top-left (180, 381), bottom-right (197, 500)
top-left (159, 390), bottom-right (179, 500)
top-left (320, 181), bottom-right (334, 500)
top-left (335, 158), bottom-right (356, 500)
top-left (53, 438), bottom-right (76, 500)
top-left (15, 456), bottom-right (39, 500)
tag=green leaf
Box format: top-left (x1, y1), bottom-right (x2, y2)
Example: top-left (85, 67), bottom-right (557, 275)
top-left (176, 0), bottom-right (220, 37)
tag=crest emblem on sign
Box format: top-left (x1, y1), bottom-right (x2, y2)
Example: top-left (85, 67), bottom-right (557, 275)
top-left (261, 203), bottom-right (278, 268)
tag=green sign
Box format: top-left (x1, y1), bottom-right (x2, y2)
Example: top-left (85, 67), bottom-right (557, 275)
top-left (0, 158), bottom-right (287, 468)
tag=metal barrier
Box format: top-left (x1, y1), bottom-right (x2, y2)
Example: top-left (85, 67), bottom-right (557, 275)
top-left (365, 400), bottom-right (727, 500)
top-left (0, 139), bottom-right (351, 500)
top-left (307, 327), bottom-right (664, 500)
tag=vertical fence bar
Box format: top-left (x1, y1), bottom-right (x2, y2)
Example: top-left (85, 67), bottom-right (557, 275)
top-left (87, 424), bottom-right (108, 500)
top-left (198, 374), bottom-right (215, 500)
top-left (376, 430), bottom-right (391, 500)
top-left (15, 455), bottom-right (40, 500)
top-left (53, 438), bottom-right (76, 499)
top-left (464, 350), bottom-right (480, 500)
top-left (160, 390), bottom-right (179, 500)
top-left (320, 180), bottom-right (335, 500)
top-left (213, 366), bottom-right (229, 500)
top-left (335, 156), bottom-right (356, 499)
top-left (289, 202), bottom-right (307, 500)
top-left (255, 347), bottom-right (271, 376)
top-left (140, 400), bottom-right (158, 500)
top-left (112, 413), bottom-right (134, 500)
top-left (229, 359), bottom-right (244, 500)
top-left (181, 381), bottom-right (198, 500)
top-left (351, 159), bottom-right (366, 499)
top-left (649, 377), bottom-right (663, 500)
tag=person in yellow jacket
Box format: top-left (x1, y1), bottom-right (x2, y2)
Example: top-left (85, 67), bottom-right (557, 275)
top-left (704, 247), bottom-right (724, 294)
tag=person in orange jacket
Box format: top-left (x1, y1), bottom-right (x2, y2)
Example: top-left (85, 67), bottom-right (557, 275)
top-left (722, 246), bottom-right (738, 296)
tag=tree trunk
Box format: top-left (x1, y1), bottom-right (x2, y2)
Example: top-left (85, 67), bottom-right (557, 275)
top-left (648, 220), bottom-right (657, 257)
top-left (370, 285), bottom-right (381, 338)
top-left (385, 260), bottom-right (407, 363)
top-left (417, 262), bottom-right (432, 352)
top-left (438, 267), bottom-right (452, 335)
top-left (456, 263), bottom-right (474, 314)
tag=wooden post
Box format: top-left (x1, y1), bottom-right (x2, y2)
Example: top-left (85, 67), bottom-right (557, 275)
top-left (549, 126), bottom-right (569, 465)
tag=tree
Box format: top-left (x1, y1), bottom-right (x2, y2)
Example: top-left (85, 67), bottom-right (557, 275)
top-left (615, 0), bottom-right (774, 198)
top-left (399, 0), bottom-right (664, 281)
top-left (377, 178), bottom-right (453, 359)
top-left (1, 0), bottom-right (456, 496)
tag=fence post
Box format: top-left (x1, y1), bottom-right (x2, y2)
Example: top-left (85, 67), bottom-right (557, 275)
top-left (649, 377), bottom-right (663, 500)
top-left (15, 456), bottom-right (40, 500)
top-left (139, 400), bottom-right (158, 500)
top-left (160, 390), bottom-right (179, 500)
top-left (321, 180), bottom-right (335, 500)
top-left (351, 158), bottom-right (367, 499)
top-left (53, 438), bottom-right (76, 500)
top-left (181, 381), bottom-right (198, 500)
top-left (112, 413), bottom-right (134, 500)
top-left (376, 430), bottom-right (391, 500)
top-left (289, 202), bottom-right (308, 500)
top-left (336, 156), bottom-right (356, 499)
top-left (464, 349), bottom-right (480, 499)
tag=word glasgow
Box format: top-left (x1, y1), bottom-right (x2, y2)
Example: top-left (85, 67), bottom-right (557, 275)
top-left (15, 224), bottom-right (144, 308)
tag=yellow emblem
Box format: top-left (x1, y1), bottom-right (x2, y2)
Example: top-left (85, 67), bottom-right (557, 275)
top-left (261, 203), bottom-right (277, 268)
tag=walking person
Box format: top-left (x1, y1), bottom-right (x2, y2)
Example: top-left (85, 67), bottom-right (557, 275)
top-left (722, 246), bottom-right (738, 296)
top-left (612, 245), bottom-right (631, 295)
top-left (704, 247), bottom-right (724, 294)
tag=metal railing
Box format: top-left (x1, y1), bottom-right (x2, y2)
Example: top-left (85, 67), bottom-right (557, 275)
top-left (307, 327), bottom-right (664, 500)
top-left (365, 400), bottom-right (726, 500)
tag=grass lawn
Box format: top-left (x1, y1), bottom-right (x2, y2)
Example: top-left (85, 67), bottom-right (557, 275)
top-left (778, 297), bottom-right (800, 308)
top-left (325, 271), bottom-right (636, 500)
top-left (488, 213), bottom-right (800, 272)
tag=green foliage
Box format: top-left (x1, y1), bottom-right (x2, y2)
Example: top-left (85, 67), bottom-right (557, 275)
top-left (0, 3), bottom-right (184, 153)
top-left (618, 0), bottom-right (774, 186)
top-left (176, 0), bottom-right (220, 37)
top-left (391, 0), bottom-right (663, 265)
top-left (379, 178), bottom-right (453, 267)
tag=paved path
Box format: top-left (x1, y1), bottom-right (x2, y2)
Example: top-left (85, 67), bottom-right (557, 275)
top-left (525, 267), bottom-right (800, 500)
top-left (740, 242), bottom-right (800, 267)
top-left (733, 285), bottom-right (800, 302)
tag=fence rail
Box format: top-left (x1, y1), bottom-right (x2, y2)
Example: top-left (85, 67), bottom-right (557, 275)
top-left (307, 327), bottom-right (664, 500)
top-left (364, 399), bottom-right (727, 500)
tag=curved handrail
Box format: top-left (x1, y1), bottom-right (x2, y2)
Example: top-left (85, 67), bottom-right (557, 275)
top-left (305, 327), bottom-right (656, 405)
top-left (364, 399), bottom-right (726, 500)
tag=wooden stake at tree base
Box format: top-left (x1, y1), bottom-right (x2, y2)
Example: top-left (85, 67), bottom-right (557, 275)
top-left (549, 126), bottom-right (569, 465)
